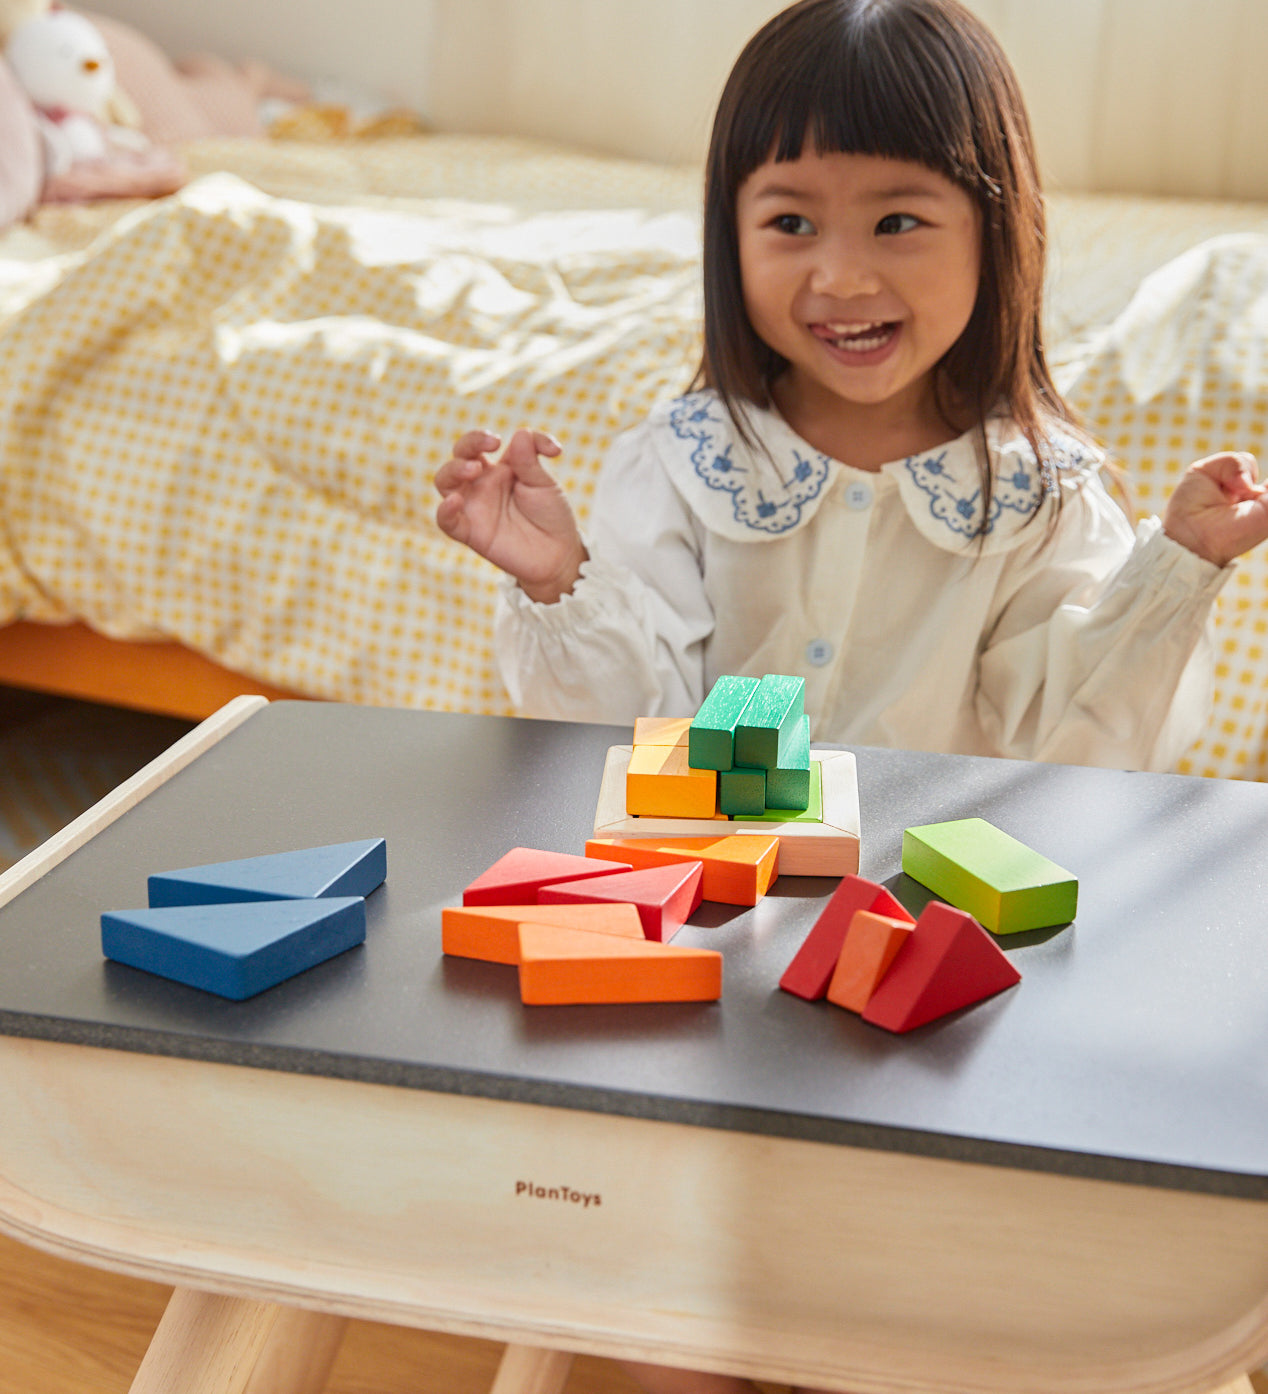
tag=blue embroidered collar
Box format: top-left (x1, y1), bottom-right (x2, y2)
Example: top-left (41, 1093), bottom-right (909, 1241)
top-left (653, 390), bottom-right (1097, 550)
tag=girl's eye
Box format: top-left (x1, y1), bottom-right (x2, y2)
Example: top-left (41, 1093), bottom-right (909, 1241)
top-left (876, 212), bottom-right (921, 235)
top-left (771, 213), bottom-right (815, 236)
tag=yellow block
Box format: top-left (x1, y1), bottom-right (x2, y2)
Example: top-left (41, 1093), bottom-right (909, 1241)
top-left (626, 744), bottom-right (717, 818)
top-left (632, 715), bottom-right (692, 748)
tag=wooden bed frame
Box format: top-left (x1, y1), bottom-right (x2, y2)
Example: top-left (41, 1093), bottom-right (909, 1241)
top-left (0, 621), bottom-right (302, 722)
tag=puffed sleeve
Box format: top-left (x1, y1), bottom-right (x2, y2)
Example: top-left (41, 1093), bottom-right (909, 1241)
top-left (495, 421), bottom-right (714, 723)
top-left (975, 478), bottom-right (1230, 771)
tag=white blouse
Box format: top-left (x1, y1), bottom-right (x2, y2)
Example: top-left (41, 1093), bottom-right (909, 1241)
top-left (496, 390), bottom-right (1229, 771)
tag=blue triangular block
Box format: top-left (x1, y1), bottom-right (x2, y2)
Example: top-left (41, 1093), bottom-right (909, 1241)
top-left (102, 897), bottom-right (367, 1000)
top-left (148, 838), bottom-right (386, 908)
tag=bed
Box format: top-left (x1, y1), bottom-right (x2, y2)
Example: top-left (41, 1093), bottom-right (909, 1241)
top-left (0, 0), bottom-right (1266, 782)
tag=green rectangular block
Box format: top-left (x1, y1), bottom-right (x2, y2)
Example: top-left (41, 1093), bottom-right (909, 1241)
top-left (901, 818), bottom-right (1078, 935)
top-left (719, 764), bottom-right (766, 817)
top-left (763, 714), bottom-right (811, 811)
top-left (758, 757), bottom-right (822, 823)
top-left (734, 674), bottom-right (805, 769)
top-left (689, 674), bottom-right (759, 772)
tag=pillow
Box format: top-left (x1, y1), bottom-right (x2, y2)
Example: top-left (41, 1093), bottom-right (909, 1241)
top-left (0, 55), bottom-right (41, 232)
top-left (1062, 234), bottom-right (1268, 780)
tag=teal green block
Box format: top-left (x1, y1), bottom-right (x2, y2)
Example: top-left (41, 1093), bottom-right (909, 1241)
top-left (901, 818), bottom-right (1077, 934)
top-left (758, 758), bottom-right (822, 823)
top-left (689, 674), bottom-right (759, 771)
top-left (719, 764), bottom-right (766, 817)
top-left (734, 674), bottom-right (805, 769)
top-left (764, 714), bottom-right (811, 811)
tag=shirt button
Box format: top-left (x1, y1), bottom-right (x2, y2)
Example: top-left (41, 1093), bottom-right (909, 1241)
top-left (843, 479), bottom-right (873, 510)
top-left (805, 639), bottom-right (833, 667)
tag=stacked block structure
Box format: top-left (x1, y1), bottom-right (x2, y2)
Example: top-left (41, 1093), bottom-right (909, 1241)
top-left (628, 673), bottom-right (818, 821)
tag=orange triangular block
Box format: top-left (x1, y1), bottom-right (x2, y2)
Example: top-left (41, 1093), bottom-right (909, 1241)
top-left (585, 835), bottom-right (778, 906)
top-left (517, 923), bottom-right (722, 1004)
top-left (862, 902), bottom-right (1021, 1033)
top-left (442, 902), bottom-right (645, 964)
top-left (463, 847), bottom-right (627, 906)
top-left (826, 911), bottom-right (914, 1013)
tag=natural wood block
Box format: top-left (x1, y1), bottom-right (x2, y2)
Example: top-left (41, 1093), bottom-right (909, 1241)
top-left (539, 861), bottom-right (703, 942)
top-left (759, 754), bottom-right (821, 822)
top-left (585, 834), bottom-right (778, 907)
top-left (593, 746), bottom-right (860, 878)
top-left (718, 764), bottom-right (765, 817)
top-left (517, 923), bottom-right (722, 1004)
top-left (862, 901), bottom-right (1022, 1032)
top-left (688, 674), bottom-right (759, 771)
top-left (779, 874), bottom-right (914, 1000)
top-left (765, 714), bottom-right (812, 812)
top-left (734, 673), bottom-right (805, 770)
top-left (441, 902), bottom-right (646, 964)
top-left (626, 744), bottom-right (718, 818)
top-left (148, 839), bottom-right (386, 908)
top-left (826, 910), bottom-right (914, 1013)
top-left (101, 897), bottom-right (366, 1000)
top-left (632, 715), bottom-right (692, 748)
top-left (902, 818), bottom-right (1078, 934)
top-left (462, 848), bottom-right (628, 906)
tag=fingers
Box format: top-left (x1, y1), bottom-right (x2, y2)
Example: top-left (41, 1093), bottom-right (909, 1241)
top-left (1190, 451), bottom-right (1263, 502)
top-left (501, 427), bottom-right (563, 483)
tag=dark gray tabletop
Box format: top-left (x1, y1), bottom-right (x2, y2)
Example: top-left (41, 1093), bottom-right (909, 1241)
top-left (1, 701), bottom-right (1265, 1199)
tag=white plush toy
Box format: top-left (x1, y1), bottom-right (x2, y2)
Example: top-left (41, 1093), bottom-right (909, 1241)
top-left (4, 7), bottom-right (145, 177)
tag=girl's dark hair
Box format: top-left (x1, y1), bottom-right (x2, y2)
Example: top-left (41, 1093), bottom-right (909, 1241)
top-left (696, 0), bottom-right (1079, 528)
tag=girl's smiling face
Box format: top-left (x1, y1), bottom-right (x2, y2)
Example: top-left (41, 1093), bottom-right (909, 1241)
top-left (736, 148), bottom-right (982, 468)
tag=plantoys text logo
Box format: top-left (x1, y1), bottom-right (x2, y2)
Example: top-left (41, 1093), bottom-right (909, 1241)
top-left (515, 1180), bottom-right (601, 1209)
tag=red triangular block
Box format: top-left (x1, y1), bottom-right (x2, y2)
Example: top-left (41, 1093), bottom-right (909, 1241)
top-left (861, 901), bottom-right (1021, 1033)
top-left (463, 847), bottom-right (628, 906)
top-left (779, 874), bottom-right (914, 1000)
top-left (539, 862), bottom-right (704, 942)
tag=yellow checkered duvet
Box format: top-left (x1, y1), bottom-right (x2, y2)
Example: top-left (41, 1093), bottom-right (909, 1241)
top-left (0, 143), bottom-right (703, 715)
top-left (1, 136), bottom-right (1267, 778)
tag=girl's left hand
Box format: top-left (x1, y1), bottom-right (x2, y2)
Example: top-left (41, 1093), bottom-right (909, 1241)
top-left (1163, 452), bottom-right (1268, 567)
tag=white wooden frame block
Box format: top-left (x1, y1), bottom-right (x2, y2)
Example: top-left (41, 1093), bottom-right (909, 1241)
top-left (592, 746), bottom-right (860, 878)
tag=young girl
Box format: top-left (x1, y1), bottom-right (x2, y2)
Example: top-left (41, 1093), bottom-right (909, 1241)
top-left (435, 0), bottom-right (1268, 779)
top-left (437, 5), bottom-right (1268, 1388)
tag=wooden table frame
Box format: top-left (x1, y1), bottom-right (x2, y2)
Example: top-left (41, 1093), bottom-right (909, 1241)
top-left (1, 698), bottom-right (1265, 1394)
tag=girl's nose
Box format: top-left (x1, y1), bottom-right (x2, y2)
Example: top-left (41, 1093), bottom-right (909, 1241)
top-left (809, 242), bottom-right (882, 298)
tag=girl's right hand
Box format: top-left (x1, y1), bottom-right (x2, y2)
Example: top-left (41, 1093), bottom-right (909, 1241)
top-left (434, 428), bottom-right (588, 604)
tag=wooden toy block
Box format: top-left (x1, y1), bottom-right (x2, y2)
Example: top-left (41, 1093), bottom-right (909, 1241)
top-left (147, 838), bottom-right (386, 908)
top-left (462, 847), bottom-right (629, 906)
top-left (718, 764), bottom-right (765, 817)
top-left (539, 861), bottom-right (704, 942)
top-left (633, 716), bottom-right (691, 748)
top-left (759, 756), bottom-right (821, 822)
top-left (593, 746), bottom-right (860, 878)
top-left (517, 923), bottom-right (722, 1005)
top-left (734, 673), bottom-right (805, 770)
top-left (764, 715), bottom-right (811, 812)
top-left (779, 874), bottom-right (914, 1000)
top-left (861, 901), bottom-right (1022, 1033)
top-left (826, 911), bottom-right (914, 1013)
top-left (585, 834), bottom-right (778, 907)
top-left (688, 674), bottom-right (759, 771)
top-left (101, 896), bottom-right (366, 1000)
top-left (441, 902), bottom-right (645, 964)
top-left (902, 818), bottom-right (1078, 934)
top-left (626, 743), bottom-right (718, 818)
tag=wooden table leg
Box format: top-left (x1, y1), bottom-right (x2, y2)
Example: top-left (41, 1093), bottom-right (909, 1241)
top-left (489, 1344), bottom-right (574, 1394)
top-left (243, 1307), bottom-right (349, 1394)
top-left (128, 1289), bottom-right (281, 1394)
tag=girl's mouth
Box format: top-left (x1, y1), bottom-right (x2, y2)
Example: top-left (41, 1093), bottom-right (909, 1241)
top-left (814, 320), bottom-right (900, 353)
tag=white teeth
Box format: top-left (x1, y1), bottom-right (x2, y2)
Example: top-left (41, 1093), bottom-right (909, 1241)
top-left (823, 321), bottom-right (885, 334)
top-left (821, 321), bottom-right (894, 352)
